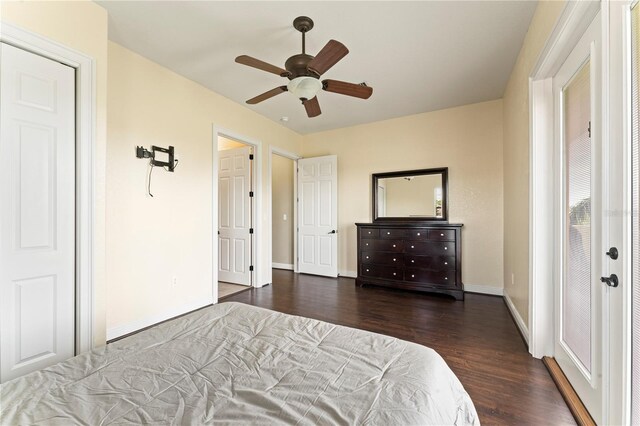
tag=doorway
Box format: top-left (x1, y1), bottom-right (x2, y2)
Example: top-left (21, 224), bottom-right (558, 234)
top-left (217, 136), bottom-right (254, 295)
top-left (271, 153), bottom-right (296, 272)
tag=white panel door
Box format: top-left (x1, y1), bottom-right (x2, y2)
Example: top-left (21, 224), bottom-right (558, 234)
top-left (218, 146), bottom-right (252, 286)
top-left (552, 15), bottom-right (604, 422)
top-left (298, 155), bottom-right (338, 277)
top-left (0, 43), bottom-right (76, 383)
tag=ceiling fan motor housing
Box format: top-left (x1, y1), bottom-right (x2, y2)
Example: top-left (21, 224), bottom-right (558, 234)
top-left (285, 54), bottom-right (318, 79)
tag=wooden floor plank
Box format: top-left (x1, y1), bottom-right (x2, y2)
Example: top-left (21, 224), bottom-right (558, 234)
top-left (225, 270), bottom-right (576, 425)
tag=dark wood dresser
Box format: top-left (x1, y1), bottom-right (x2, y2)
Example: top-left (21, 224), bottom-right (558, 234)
top-left (355, 222), bottom-right (464, 300)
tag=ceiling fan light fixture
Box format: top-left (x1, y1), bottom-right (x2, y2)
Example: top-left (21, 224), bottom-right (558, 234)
top-left (287, 76), bottom-right (322, 101)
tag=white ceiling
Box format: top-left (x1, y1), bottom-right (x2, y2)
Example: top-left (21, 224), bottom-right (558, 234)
top-left (98, 1), bottom-right (537, 135)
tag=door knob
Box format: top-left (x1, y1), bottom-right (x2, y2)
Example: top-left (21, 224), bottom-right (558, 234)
top-left (600, 274), bottom-right (619, 288)
top-left (606, 247), bottom-right (619, 260)
top-left (328, 230), bottom-right (336, 234)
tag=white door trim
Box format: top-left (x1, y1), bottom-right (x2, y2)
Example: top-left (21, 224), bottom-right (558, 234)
top-left (0, 22), bottom-right (97, 353)
top-left (212, 126), bottom-right (263, 304)
top-left (529, 0), bottom-right (601, 360)
top-left (607, 1), bottom-right (634, 423)
top-left (268, 146), bottom-right (301, 274)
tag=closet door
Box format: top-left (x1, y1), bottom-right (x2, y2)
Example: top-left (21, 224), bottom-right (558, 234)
top-left (0, 43), bottom-right (76, 382)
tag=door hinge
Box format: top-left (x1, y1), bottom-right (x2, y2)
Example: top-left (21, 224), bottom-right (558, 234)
top-left (588, 121), bottom-right (591, 138)
top-left (249, 265), bottom-right (254, 272)
top-left (249, 154), bottom-right (254, 160)
top-left (249, 191), bottom-right (254, 197)
top-left (249, 228), bottom-right (254, 234)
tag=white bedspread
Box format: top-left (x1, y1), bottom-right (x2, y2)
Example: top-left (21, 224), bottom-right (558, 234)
top-left (1, 302), bottom-right (479, 425)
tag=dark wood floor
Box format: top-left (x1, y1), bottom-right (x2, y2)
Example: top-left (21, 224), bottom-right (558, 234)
top-left (225, 269), bottom-right (575, 425)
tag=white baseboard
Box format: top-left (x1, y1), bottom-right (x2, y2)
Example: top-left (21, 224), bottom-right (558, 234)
top-left (272, 262), bottom-right (293, 270)
top-left (339, 270), bottom-right (357, 278)
top-left (464, 284), bottom-right (504, 296)
top-left (503, 291), bottom-right (530, 344)
top-left (107, 298), bottom-right (211, 341)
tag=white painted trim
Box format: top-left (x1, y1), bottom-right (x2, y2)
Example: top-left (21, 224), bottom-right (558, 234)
top-left (272, 262), bottom-right (293, 270)
top-left (1, 22), bottom-right (96, 353)
top-left (464, 284), bottom-right (504, 296)
top-left (212, 127), bottom-right (265, 305)
top-left (529, 77), bottom-right (555, 358)
top-left (339, 270), bottom-right (357, 278)
top-left (531, 0), bottom-right (601, 79)
top-left (504, 292), bottom-right (530, 344)
top-left (106, 299), bottom-right (211, 341)
top-left (606, 1), bottom-right (634, 423)
top-left (528, 1), bottom-right (600, 360)
top-left (268, 146), bottom-right (301, 275)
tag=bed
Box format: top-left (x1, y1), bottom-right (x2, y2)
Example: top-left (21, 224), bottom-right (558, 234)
top-left (1, 302), bottom-right (479, 425)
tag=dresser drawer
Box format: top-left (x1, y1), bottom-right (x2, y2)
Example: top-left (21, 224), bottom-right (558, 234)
top-left (362, 251), bottom-right (404, 266)
top-left (361, 265), bottom-right (404, 280)
top-left (361, 228), bottom-right (379, 239)
top-left (405, 255), bottom-right (455, 270)
top-left (405, 268), bottom-right (456, 286)
top-left (428, 229), bottom-right (455, 241)
top-left (405, 241), bottom-right (455, 256)
top-left (360, 239), bottom-right (404, 252)
top-left (378, 228), bottom-right (407, 239)
top-left (405, 229), bottom-right (430, 241)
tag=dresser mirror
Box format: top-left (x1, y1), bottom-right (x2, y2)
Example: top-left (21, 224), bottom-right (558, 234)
top-left (372, 167), bottom-right (448, 222)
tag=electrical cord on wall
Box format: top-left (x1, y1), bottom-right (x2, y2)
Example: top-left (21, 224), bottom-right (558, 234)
top-left (148, 163), bottom-right (155, 197)
top-left (148, 159), bottom-right (178, 197)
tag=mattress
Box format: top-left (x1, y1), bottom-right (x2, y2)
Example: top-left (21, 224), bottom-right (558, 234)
top-left (1, 302), bottom-right (479, 425)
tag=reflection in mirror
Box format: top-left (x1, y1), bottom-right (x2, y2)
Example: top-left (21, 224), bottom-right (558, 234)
top-left (373, 167), bottom-right (448, 221)
top-left (378, 174), bottom-right (443, 218)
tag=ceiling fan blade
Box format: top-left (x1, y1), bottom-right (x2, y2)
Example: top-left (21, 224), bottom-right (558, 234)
top-left (235, 55), bottom-right (291, 77)
top-left (322, 79), bottom-right (373, 99)
top-left (307, 40), bottom-right (349, 76)
top-left (303, 96), bottom-right (321, 118)
top-left (246, 86), bottom-right (288, 104)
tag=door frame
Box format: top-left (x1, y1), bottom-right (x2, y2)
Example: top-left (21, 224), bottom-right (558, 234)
top-left (212, 126), bottom-right (262, 302)
top-left (529, 0), bottom-right (631, 423)
top-left (608, 1), bottom-right (634, 423)
top-left (0, 22), bottom-right (96, 354)
top-left (268, 147), bottom-right (301, 274)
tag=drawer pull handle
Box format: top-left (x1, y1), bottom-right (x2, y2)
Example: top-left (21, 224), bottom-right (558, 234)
top-left (445, 277), bottom-right (448, 280)
top-left (411, 260), bottom-right (415, 263)
top-left (366, 243), bottom-right (369, 246)
top-left (366, 269), bottom-right (370, 272)
top-left (366, 256), bottom-right (369, 259)
top-left (440, 233), bottom-right (444, 236)
top-left (411, 245), bottom-right (414, 249)
top-left (393, 244), bottom-right (396, 247)
top-left (368, 231), bottom-right (371, 234)
top-left (387, 232), bottom-right (391, 235)
top-left (393, 258), bottom-right (396, 261)
top-left (393, 273), bottom-right (396, 276)
top-left (444, 247), bottom-right (448, 250)
top-left (417, 233), bottom-right (421, 236)
top-left (444, 262), bottom-right (448, 265)
top-left (411, 274), bottom-right (415, 278)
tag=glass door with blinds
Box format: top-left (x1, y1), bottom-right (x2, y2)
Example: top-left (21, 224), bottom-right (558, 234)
top-left (553, 13), bottom-right (604, 423)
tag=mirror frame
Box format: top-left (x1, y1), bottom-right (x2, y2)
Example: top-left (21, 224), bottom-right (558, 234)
top-left (372, 167), bottom-right (449, 222)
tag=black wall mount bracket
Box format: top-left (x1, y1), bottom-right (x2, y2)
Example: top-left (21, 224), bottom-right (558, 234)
top-left (136, 145), bottom-right (177, 172)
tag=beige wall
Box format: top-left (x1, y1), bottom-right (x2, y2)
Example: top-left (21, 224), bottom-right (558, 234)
top-left (303, 100), bottom-right (504, 289)
top-left (106, 42), bottom-right (303, 334)
top-left (271, 155), bottom-right (294, 266)
top-left (502, 1), bottom-right (565, 326)
top-left (2, 0), bottom-right (109, 346)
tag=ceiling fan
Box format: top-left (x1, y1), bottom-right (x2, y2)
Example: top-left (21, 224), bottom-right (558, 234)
top-left (235, 16), bottom-right (373, 118)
